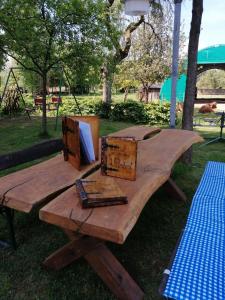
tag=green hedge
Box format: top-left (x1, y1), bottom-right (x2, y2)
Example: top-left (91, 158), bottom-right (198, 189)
top-left (59, 99), bottom-right (171, 125)
top-left (0, 96), bottom-right (171, 125)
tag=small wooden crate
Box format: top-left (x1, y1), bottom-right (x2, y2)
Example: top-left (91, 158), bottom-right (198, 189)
top-left (101, 136), bottom-right (137, 181)
top-left (62, 116), bottom-right (99, 170)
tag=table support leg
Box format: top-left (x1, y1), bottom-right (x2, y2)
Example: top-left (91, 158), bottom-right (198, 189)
top-left (85, 243), bottom-right (144, 300)
top-left (42, 236), bottom-right (102, 271)
top-left (163, 178), bottom-right (187, 202)
top-left (0, 206), bottom-right (17, 250)
top-left (43, 233), bottom-right (144, 300)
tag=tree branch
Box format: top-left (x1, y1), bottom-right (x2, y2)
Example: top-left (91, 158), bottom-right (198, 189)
top-left (0, 45), bottom-right (42, 75)
top-left (1, 24), bottom-right (43, 72)
top-left (144, 21), bottom-right (163, 51)
top-left (116, 16), bottom-right (145, 62)
top-left (107, 0), bottom-right (115, 8)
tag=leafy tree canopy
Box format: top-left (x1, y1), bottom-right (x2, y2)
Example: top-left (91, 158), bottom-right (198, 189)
top-left (0, 0), bottom-right (111, 133)
top-left (0, 0), bottom-right (109, 76)
top-left (114, 3), bottom-right (173, 101)
top-left (197, 69), bottom-right (225, 89)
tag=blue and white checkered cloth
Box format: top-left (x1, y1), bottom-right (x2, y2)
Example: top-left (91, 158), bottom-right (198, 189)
top-left (163, 161), bottom-right (225, 300)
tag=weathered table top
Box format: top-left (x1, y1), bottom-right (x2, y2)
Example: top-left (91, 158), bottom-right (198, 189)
top-left (0, 155), bottom-right (100, 213)
top-left (0, 126), bottom-right (159, 213)
top-left (109, 125), bottom-right (161, 140)
top-left (39, 129), bottom-right (203, 244)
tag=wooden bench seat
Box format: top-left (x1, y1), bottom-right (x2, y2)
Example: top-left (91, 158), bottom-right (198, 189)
top-left (161, 161), bottom-right (225, 300)
top-left (0, 154), bottom-right (99, 213)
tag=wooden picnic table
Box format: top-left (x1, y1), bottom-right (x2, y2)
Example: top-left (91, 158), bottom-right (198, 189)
top-left (38, 128), bottom-right (203, 300)
top-left (0, 125), bottom-right (160, 249)
top-left (0, 126), bottom-right (159, 213)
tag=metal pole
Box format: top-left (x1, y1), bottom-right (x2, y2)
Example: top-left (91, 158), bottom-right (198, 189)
top-left (170, 0), bottom-right (182, 128)
top-left (11, 69), bottom-right (31, 120)
top-left (55, 67), bottom-right (62, 130)
top-left (1, 69), bottom-right (12, 103)
top-left (63, 67), bottom-right (82, 116)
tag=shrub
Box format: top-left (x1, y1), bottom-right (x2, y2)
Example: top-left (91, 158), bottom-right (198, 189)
top-left (145, 102), bottom-right (171, 125)
top-left (109, 101), bottom-right (149, 124)
top-left (109, 101), bottom-right (171, 125)
top-left (93, 102), bottom-right (111, 119)
top-left (56, 97), bottom-right (171, 126)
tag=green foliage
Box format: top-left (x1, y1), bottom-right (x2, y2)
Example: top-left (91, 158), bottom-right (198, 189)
top-left (0, 0), bottom-right (111, 132)
top-left (110, 100), bottom-right (149, 123)
top-left (197, 69), bottom-right (225, 89)
top-left (145, 102), bottom-right (171, 125)
top-left (110, 101), bottom-right (171, 125)
top-left (0, 93), bottom-right (170, 125)
top-left (93, 101), bottom-right (111, 119)
top-left (58, 98), bottom-right (170, 125)
top-left (0, 0), bottom-right (107, 74)
top-left (115, 4), bottom-right (173, 92)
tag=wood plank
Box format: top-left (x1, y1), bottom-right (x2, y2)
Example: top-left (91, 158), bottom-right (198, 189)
top-left (109, 125), bottom-right (161, 141)
top-left (43, 236), bottom-right (102, 271)
top-left (196, 98), bottom-right (225, 104)
top-left (101, 137), bottom-right (137, 181)
top-left (39, 129), bottom-right (203, 244)
top-left (43, 231), bottom-right (144, 299)
top-left (0, 138), bottom-right (63, 171)
top-left (85, 243), bottom-right (144, 300)
top-left (0, 126), bottom-right (157, 214)
top-left (70, 116), bottom-right (100, 160)
top-left (163, 178), bottom-right (187, 202)
top-left (62, 117), bottom-right (81, 170)
top-left (0, 154), bottom-right (100, 213)
top-left (62, 116), bottom-right (100, 169)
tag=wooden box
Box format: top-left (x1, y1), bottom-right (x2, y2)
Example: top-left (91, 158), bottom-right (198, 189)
top-left (101, 136), bottom-right (137, 181)
top-left (76, 177), bottom-right (127, 208)
top-left (62, 116), bottom-right (99, 170)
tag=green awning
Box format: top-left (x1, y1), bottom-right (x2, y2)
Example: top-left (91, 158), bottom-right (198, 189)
top-left (160, 44), bottom-right (225, 102)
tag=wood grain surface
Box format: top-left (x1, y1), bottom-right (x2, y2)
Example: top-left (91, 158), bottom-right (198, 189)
top-left (0, 154), bottom-right (100, 213)
top-left (0, 126), bottom-right (160, 214)
top-left (39, 129), bottom-right (203, 244)
top-left (109, 125), bottom-right (160, 140)
top-left (101, 137), bottom-right (137, 181)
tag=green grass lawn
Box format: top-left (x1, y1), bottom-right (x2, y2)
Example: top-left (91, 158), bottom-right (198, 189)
top-left (0, 116), bottom-right (225, 300)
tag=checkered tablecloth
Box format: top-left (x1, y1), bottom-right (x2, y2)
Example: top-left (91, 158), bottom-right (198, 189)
top-left (163, 161), bottom-right (225, 300)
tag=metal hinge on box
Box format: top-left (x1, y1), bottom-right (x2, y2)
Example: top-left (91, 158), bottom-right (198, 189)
top-left (101, 165), bottom-right (118, 173)
top-left (101, 136), bottom-right (137, 181)
top-left (101, 137), bottom-right (120, 151)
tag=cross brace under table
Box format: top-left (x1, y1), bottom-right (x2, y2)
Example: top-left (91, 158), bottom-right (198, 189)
top-left (43, 231), bottom-right (145, 300)
top-left (42, 178), bottom-right (186, 300)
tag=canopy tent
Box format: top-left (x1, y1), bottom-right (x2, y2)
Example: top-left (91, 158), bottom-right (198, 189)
top-left (160, 44), bottom-right (225, 102)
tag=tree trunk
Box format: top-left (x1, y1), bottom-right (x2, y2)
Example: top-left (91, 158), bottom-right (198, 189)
top-left (181, 0), bottom-right (203, 164)
top-left (102, 65), bottom-right (112, 103)
top-left (139, 87), bottom-right (144, 102)
top-left (124, 87), bottom-right (129, 101)
top-left (41, 72), bottom-right (48, 136)
top-left (144, 84), bottom-right (149, 103)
